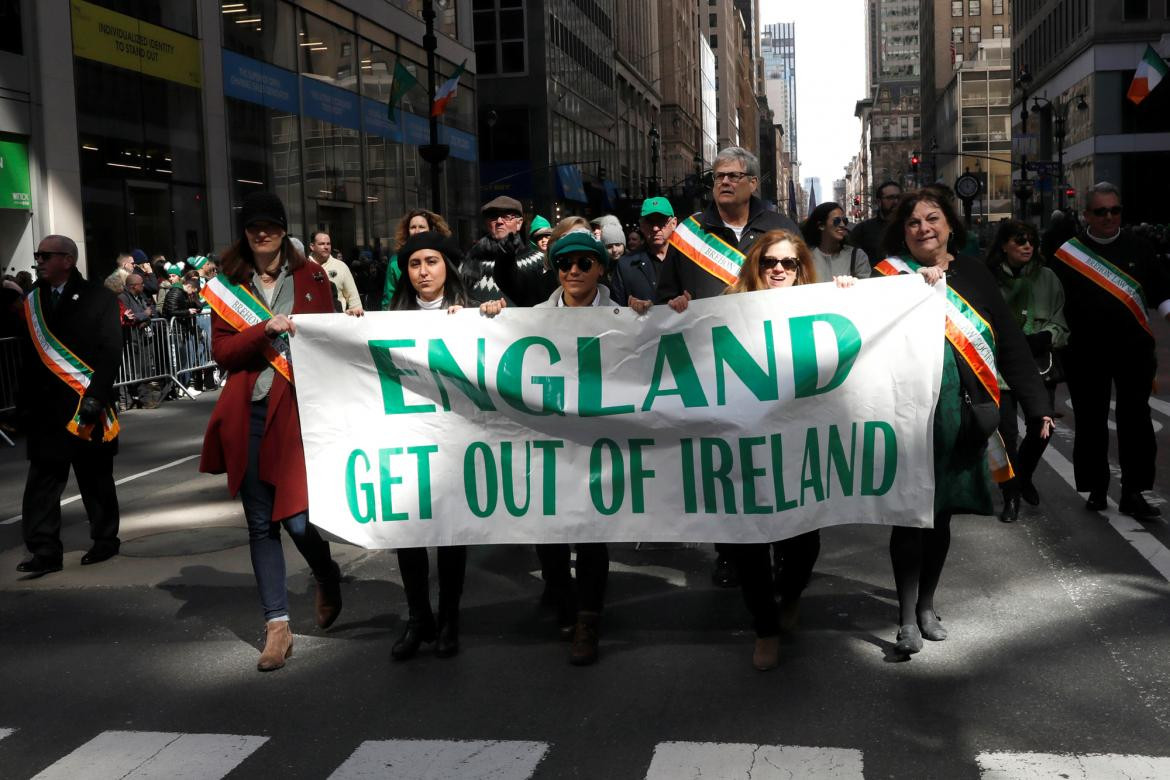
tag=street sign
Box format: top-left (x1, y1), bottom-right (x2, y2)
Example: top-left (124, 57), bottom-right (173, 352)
top-left (1025, 160), bottom-right (1061, 176)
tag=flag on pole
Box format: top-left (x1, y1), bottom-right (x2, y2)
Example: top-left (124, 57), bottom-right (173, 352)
top-left (431, 60), bottom-right (467, 117)
top-left (387, 59), bottom-right (418, 119)
top-left (1127, 45), bottom-right (1168, 105)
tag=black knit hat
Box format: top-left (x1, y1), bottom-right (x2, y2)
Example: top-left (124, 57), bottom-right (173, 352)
top-left (398, 231), bottom-right (463, 274)
top-left (239, 191), bottom-right (288, 232)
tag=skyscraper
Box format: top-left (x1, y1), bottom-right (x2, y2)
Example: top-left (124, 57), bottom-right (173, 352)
top-left (862, 0), bottom-right (922, 189)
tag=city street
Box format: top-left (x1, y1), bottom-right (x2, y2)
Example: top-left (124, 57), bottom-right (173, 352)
top-left (2, 323), bottom-right (1170, 779)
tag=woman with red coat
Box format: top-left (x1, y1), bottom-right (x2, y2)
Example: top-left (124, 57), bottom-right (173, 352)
top-left (200, 191), bottom-right (344, 672)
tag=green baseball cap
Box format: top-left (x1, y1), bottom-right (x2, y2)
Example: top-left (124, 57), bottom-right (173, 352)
top-left (550, 231), bottom-right (609, 266)
top-left (640, 197), bottom-right (675, 218)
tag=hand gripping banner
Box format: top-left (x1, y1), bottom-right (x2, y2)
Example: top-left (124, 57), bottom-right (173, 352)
top-left (292, 275), bottom-right (946, 549)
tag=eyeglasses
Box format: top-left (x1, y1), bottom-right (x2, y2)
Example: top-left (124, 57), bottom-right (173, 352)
top-left (760, 256), bottom-right (799, 272)
top-left (713, 171), bottom-right (752, 183)
top-left (1089, 206), bottom-right (1122, 217)
top-left (831, 216), bottom-right (850, 227)
top-left (554, 255), bottom-right (596, 273)
top-left (488, 213), bottom-right (522, 223)
top-left (33, 251), bottom-right (70, 261)
top-left (1010, 235), bottom-right (1034, 246)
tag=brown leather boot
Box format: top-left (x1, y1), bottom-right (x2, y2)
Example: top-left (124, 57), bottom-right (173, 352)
top-left (569, 611), bottom-right (600, 666)
top-left (752, 637), bottom-right (779, 671)
top-left (315, 567), bottom-right (343, 630)
top-left (257, 620), bottom-right (293, 671)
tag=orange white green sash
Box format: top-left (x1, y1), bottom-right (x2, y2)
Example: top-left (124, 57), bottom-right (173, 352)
top-left (200, 275), bottom-right (293, 383)
top-left (668, 214), bottom-right (746, 286)
top-left (22, 292), bottom-right (119, 442)
top-left (1053, 237), bottom-right (1152, 336)
top-left (874, 256), bottom-right (1014, 482)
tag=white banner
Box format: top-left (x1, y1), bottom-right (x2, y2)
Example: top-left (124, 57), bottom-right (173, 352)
top-left (292, 275), bottom-right (944, 548)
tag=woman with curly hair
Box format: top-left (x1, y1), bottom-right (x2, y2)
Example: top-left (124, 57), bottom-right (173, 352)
top-left (380, 209), bottom-right (452, 308)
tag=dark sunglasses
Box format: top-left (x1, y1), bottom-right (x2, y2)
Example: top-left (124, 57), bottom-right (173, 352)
top-left (760, 256), bottom-right (800, 272)
top-left (554, 255), bottom-right (596, 273)
top-left (1010, 235), bottom-right (1034, 246)
top-left (830, 216), bottom-right (849, 227)
top-left (1090, 206), bottom-right (1122, 217)
top-left (33, 251), bottom-right (70, 261)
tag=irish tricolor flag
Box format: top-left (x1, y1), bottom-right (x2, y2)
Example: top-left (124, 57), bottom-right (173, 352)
top-left (431, 61), bottom-right (467, 117)
top-left (1127, 45), bottom-right (1168, 106)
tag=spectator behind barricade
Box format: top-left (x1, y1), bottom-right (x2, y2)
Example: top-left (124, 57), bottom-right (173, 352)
top-left (117, 274), bottom-right (155, 326)
top-left (626, 228), bottom-right (645, 254)
top-left (130, 249), bottom-right (159, 297)
top-left (162, 272), bottom-right (201, 318)
top-left (382, 209), bottom-right (452, 308)
top-left (117, 273), bottom-right (161, 409)
top-left (309, 232), bottom-right (364, 315)
top-left (597, 215), bottom-right (626, 263)
top-left (104, 253), bottom-right (133, 294)
top-left (801, 202), bottom-right (872, 282)
top-left (529, 215), bottom-right (553, 254)
top-left (462, 196), bottom-right (549, 305)
top-left (0, 279), bottom-right (23, 337)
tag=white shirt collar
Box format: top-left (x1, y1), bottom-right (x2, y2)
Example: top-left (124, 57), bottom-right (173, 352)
top-left (417, 295), bottom-right (445, 310)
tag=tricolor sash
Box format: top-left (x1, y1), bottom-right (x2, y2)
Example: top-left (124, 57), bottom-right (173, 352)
top-left (1053, 237), bottom-right (1152, 336)
top-left (668, 214), bottom-right (746, 286)
top-left (874, 256), bottom-right (1014, 482)
top-left (22, 292), bottom-right (119, 442)
top-left (200, 275), bottom-right (293, 383)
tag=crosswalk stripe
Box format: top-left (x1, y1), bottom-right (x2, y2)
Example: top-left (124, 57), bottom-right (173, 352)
top-left (30, 730), bottom-right (268, 780)
top-left (0, 728), bottom-right (13, 742)
top-left (328, 739), bottom-right (550, 779)
top-left (645, 741), bottom-right (864, 780)
top-left (977, 751), bottom-right (1170, 778)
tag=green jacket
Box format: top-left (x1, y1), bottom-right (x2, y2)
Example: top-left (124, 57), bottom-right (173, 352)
top-left (380, 255), bottom-right (403, 310)
top-left (992, 258), bottom-right (1069, 388)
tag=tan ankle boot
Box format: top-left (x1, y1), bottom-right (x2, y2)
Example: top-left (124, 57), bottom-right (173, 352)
top-left (257, 620), bottom-right (293, 671)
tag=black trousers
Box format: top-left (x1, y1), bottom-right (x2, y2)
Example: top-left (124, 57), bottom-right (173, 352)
top-left (536, 543), bottom-right (609, 613)
top-left (396, 546), bottom-right (467, 621)
top-left (732, 532), bottom-right (821, 638)
top-left (1064, 346), bottom-right (1156, 492)
top-left (22, 446), bottom-right (119, 561)
top-left (997, 385), bottom-right (1057, 491)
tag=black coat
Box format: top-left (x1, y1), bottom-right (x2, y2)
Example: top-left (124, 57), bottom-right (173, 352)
top-left (654, 196), bottom-right (799, 302)
top-left (1051, 230), bottom-right (1170, 354)
top-left (461, 231), bottom-right (551, 307)
top-left (850, 215), bottom-right (889, 269)
top-left (609, 250), bottom-right (662, 305)
top-left (945, 255), bottom-right (1053, 421)
top-left (18, 270), bottom-right (122, 459)
top-left (161, 285), bottom-right (198, 318)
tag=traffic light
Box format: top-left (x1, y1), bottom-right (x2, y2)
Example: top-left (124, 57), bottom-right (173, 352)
top-left (910, 152), bottom-right (920, 178)
top-left (1064, 186), bottom-right (1076, 199)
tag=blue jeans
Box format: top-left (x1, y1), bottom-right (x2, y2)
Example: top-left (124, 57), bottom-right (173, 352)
top-left (241, 400), bottom-right (336, 621)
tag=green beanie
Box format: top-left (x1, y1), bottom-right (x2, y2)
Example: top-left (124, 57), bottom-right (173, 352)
top-left (530, 215), bottom-right (553, 236)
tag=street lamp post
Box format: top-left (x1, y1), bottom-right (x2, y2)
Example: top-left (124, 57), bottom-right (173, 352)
top-left (648, 126), bottom-right (661, 197)
top-left (1013, 64), bottom-right (1034, 220)
top-left (418, 0), bottom-right (450, 214)
top-left (1029, 93), bottom-right (1088, 212)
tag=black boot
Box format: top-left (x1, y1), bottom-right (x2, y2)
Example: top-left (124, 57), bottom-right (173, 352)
top-left (391, 616), bottom-right (436, 661)
top-left (999, 491), bottom-right (1021, 523)
top-left (436, 604), bottom-right (460, 659)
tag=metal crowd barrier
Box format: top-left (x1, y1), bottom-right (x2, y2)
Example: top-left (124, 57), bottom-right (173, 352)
top-left (0, 313), bottom-right (216, 445)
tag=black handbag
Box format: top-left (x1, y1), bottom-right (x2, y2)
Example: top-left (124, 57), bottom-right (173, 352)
top-left (959, 388), bottom-right (1001, 448)
top-left (1036, 349), bottom-right (1065, 385)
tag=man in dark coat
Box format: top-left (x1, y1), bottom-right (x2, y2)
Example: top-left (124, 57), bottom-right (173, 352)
top-left (1051, 182), bottom-right (1170, 519)
top-left (654, 146), bottom-right (799, 588)
top-left (461, 195), bottom-right (550, 306)
top-left (17, 235), bottom-right (122, 575)
top-left (610, 196), bottom-right (676, 309)
top-left (849, 180), bottom-right (902, 267)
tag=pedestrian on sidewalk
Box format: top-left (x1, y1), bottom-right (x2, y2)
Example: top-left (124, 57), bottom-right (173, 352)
top-left (875, 190), bottom-right (1053, 657)
top-left (199, 191), bottom-right (344, 672)
top-left (17, 234), bottom-right (122, 576)
top-left (986, 220), bottom-right (1069, 522)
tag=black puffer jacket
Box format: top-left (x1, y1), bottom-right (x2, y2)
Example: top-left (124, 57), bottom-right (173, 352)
top-left (460, 231), bottom-right (550, 306)
top-left (161, 285), bottom-right (198, 318)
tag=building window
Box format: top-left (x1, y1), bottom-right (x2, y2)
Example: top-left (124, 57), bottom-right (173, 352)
top-left (710, 33), bottom-right (718, 48)
top-left (473, 0), bottom-right (526, 76)
top-left (1123, 0), bottom-right (1147, 19)
top-left (968, 0), bottom-right (981, 14)
top-left (970, 26), bottom-right (981, 42)
top-left (709, 12), bottom-right (716, 26)
top-left (992, 24), bottom-right (1004, 38)
top-left (951, 0), bottom-right (963, 16)
top-left (992, 0), bottom-right (1003, 13)
top-left (951, 27), bottom-right (964, 43)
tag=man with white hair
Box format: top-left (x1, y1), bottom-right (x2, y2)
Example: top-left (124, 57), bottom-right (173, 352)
top-left (17, 234), bottom-right (122, 575)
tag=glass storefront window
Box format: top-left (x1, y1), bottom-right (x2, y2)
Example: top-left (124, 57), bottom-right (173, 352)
top-left (365, 135), bottom-right (404, 255)
top-left (401, 0), bottom-right (459, 39)
top-left (302, 116), bottom-right (365, 257)
top-left (299, 10), bottom-right (357, 91)
top-left (222, 0), bottom-right (297, 71)
top-left (226, 100), bottom-right (304, 238)
top-left (357, 38), bottom-right (396, 100)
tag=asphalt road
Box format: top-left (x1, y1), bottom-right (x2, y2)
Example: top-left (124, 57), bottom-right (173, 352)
top-left (2, 348), bottom-right (1170, 778)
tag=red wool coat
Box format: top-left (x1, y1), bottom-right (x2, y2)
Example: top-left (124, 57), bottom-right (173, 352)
top-left (200, 262), bottom-right (334, 521)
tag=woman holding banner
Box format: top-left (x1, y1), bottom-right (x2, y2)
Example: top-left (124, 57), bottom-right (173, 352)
top-left (875, 192), bottom-right (1054, 657)
top-left (200, 191), bottom-right (344, 672)
top-left (672, 229), bottom-right (854, 670)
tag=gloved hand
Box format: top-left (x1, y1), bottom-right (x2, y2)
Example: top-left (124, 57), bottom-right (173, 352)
top-left (77, 396), bottom-right (104, 425)
top-left (1025, 330), bottom-right (1052, 356)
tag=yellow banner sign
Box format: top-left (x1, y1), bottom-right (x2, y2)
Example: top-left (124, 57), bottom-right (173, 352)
top-left (71, 0), bottom-right (202, 89)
